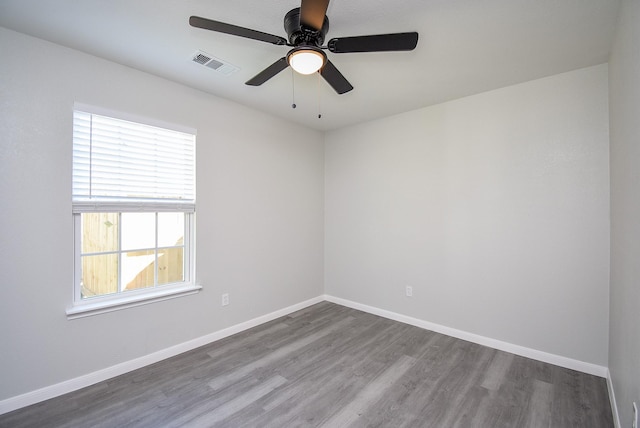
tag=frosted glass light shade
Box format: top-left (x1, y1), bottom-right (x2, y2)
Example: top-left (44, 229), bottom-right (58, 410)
top-left (288, 49), bottom-right (325, 75)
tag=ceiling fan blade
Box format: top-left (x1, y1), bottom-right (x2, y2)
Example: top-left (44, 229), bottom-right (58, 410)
top-left (320, 60), bottom-right (353, 94)
top-left (328, 32), bottom-right (418, 53)
top-left (190, 16), bottom-right (287, 46)
top-left (246, 57), bottom-right (289, 86)
top-left (300, 0), bottom-right (330, 31)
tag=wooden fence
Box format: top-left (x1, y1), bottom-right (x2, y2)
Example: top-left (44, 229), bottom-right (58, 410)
top-left (81, 213), bottom-right (183, 298)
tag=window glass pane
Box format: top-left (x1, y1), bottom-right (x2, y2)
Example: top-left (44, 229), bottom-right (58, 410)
top-left (158, 212), bottom-right (184, 247)
top-left (157, 247), bottom-right (184, 285)
top-left (121, 213), bottom-right (155, 250)
top-left (122, 250), bottom-right (155, 291)
top-left (81, 213), bottom-right (119, 254)
top-left (81, 253), bottom-right (118, 298)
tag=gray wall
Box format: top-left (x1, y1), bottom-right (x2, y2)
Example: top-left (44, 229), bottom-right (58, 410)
top-left (0, 27), bottom-right (325, 401)
top-left (609, 0), bottom-right (640, 426)
top-left (325, 64), bottom-right (611, 367)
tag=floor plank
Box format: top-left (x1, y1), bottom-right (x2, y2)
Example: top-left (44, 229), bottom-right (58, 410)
top-left (0, 302), bottom-right (613, 427)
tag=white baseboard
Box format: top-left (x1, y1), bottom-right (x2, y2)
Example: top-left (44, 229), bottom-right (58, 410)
top-left (324, 295), bottom-right (608, 378)
top-left (0, 295), bottom-right (324, 416)
top-left (607, 369), bottom-right (621, 428)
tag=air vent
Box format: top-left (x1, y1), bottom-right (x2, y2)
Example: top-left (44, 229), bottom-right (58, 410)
top-left (191, 50), bottom-right (239, 76)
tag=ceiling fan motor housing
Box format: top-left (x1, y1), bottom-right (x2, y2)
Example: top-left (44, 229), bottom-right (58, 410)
top-left (284, 8), bottom-right (329, 47)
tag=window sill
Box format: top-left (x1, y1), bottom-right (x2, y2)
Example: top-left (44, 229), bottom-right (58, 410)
top-left (66, 283), bottom-right (202, 320)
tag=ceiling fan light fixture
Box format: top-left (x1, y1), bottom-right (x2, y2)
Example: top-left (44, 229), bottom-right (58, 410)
top-left (287, 47), bottom-right (326, 75)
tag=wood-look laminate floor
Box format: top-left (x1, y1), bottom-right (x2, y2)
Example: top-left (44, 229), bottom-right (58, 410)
top-left (0, 302), bottom-right (613, 427)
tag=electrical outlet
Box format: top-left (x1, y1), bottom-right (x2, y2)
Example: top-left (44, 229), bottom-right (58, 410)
top-left (405, 286), bottom-right (413, 297)
top-left (633, 402), bottom-right (638, 428)
top-left (221, 293), bottom-right (229, 306)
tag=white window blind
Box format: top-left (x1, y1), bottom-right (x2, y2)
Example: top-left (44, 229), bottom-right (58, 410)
top-left (72, 110), bottom-right (195, 213)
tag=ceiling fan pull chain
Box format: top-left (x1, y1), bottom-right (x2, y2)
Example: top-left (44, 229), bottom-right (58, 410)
top-left (291, 68), bottom-right (297, 109)
top-left (317, 71), bottom-right (322, 119)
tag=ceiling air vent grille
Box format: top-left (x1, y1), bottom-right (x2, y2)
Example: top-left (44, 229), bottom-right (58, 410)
top-left (191, 50), bottom-right (239, 76)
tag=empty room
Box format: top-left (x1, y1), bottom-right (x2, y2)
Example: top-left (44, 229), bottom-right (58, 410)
top-left (0, 0), bottom-right (638, 426)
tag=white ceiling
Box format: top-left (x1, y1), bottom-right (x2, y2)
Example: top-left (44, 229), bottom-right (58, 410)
top-left (0, 0), bottom-right (620, 131)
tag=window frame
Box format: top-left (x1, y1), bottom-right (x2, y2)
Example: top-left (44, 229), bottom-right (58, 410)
top-left (67, 105), bottom-right (200, 319)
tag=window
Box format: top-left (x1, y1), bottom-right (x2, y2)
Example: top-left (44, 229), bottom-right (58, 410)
top-left (68, 106), bottom-right (199, 318)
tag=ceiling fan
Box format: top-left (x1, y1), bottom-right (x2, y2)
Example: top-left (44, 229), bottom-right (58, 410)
top-left (189, 0), bottom-right (419, 94)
